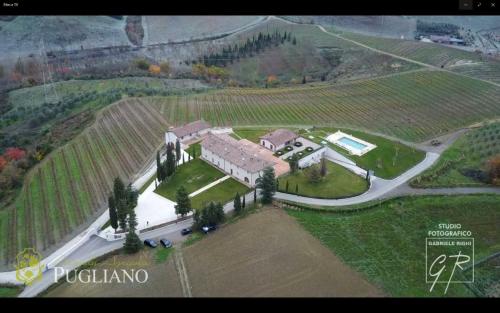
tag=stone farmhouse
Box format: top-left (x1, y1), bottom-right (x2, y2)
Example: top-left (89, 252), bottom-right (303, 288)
top-left (201, 133), bottom-right (289, 186)
top-left (165, 120), bottom-right (211, 145)
top-left (260, 129), bottom-right (299, 152)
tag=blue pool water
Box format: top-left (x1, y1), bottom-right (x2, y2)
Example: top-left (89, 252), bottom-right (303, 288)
top-left (338, 137), bottom-right (367, 150)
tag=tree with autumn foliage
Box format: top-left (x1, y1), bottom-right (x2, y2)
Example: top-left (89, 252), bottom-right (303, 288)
top-left (148, 64), bottom-right (161, 75)
top-left (486, 155), bottom-right (500, 185)
top-left (4, 147), bottom-right (26, 161)
top-left (266, 75), bottom-right (279, 87)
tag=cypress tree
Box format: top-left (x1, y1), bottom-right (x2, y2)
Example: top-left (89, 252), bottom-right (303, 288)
top-left (234, 192), bottom-right (242, 215)
top-left (255, 167), bottom-right (276, 205)
top-left (175, 185), bottom-right (192, 217)
top-left (166, 142), bottom-right (176, 177)
top-left (320, 157), bottom-right (327, 177)
top-left (108, 195), bottom-right (118, 231)
top-left (242, 195), bottom-right (246, 208)
top-left (124, 205), bottom-right (141, 254)
top-left (156, 150), bottom-right (163, 181)
top-left (295, 184), bottom-right (299, 194)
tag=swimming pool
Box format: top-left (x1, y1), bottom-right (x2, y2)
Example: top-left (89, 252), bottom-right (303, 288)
top-left (326, 131), bottom-right (377, 156)
top-left (338, 137), bottom-right (367, 150)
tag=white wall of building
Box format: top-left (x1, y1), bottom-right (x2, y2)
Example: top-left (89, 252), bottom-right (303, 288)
top-left (201, 147), bottom-right (261, 186)
top-left (166, 128), bottom-right (212, 145)
top-left (165, 132), bottom-right (178, 145)
top-left (260, 138), bottom-right (296, 152)
top-left (298, 147), bottom-right (326, 168)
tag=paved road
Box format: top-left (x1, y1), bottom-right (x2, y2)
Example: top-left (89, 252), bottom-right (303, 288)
top-left (274, 152), bottom-right (440, 206)
top-left (18, 191), bottom-right (257, 297)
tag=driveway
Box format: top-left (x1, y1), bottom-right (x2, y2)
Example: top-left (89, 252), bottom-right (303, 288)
top-left (274, 152), bottom-right (440, 206)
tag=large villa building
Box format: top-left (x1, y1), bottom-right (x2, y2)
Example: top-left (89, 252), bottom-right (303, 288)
top-left (260, 129), bottom-right (299, 152)
top-left (201, 133), bottom-right (289, 186)
top-left (165, 120), bottom-right (211, 144)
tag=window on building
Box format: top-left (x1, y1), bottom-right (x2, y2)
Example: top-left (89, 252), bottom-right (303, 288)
top-left (244, 177), bottom-right (249, 183)
top-left (230, 169), bottom-right (233, 175)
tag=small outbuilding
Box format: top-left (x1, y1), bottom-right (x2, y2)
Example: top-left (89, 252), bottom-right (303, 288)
top-left (165, 120), bottom-right (211, 144)
top-left (259, 129), bottom-right (299, 152)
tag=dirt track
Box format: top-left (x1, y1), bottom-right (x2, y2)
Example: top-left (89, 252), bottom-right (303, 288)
top-left (183, 207), bottom-right (384, 297)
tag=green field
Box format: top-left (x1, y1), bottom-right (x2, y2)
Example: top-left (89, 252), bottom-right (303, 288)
top-left (412, 121), bottom-right (500, 187)
top-left (307, 127), bottom-right (426, 179)
top-left (0, 285), bottom-right (23, 298)
top-left (278, 161), bottom-right (368, 198)
top-left (287, 194), bottom-right (500, 297)
top-left (154, 158), bottom-right (225, 201)
top-left (150, 70), bottom-right (500, 143)
top-left (190, 178), bottom-right (251, 210)
top-left (4, 77), bottom-right (207, 118)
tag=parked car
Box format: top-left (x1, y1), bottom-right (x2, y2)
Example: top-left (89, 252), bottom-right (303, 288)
top-left (181, 228), bottom-right (192, 236)
top-left (144, 239), bottom-right (158, 248)
top-left (202, 225), bottom-right (217, 234)
top-left (160, 239), bottom-right (172, 248)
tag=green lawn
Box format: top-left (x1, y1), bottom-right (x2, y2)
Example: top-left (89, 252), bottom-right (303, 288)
top-left (155, 247), bottom-right (175, 264)
top-left (186, 142), bottom-right (202, 159)
top-left (190, 178), bottom-right (251, 210)
top-left (0, 285), bottom-right (23, 297)
top-left (154, 159), bottom-right (225, 200)
top-left (278, 161), bottom-right (368, 199)
top-left (412, 122), bottom-right (500, 188)
top-left (287, 194), bottom-right (500, 297)
top-left (307, 128), bottom-right (425, 179)
top-left (232, 127), bottom-right (277, 143)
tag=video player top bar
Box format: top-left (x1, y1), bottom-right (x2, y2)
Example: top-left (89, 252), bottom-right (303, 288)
top-left (1, 0), bottom-right (499, 15)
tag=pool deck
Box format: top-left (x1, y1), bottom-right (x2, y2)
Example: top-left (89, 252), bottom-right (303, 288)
top-left (326, 131), bottom-right (377, 156)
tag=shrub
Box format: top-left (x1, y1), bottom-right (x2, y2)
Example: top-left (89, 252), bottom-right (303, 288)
top-left (135, 59), bottom-right (150, 70)
top-left (148, 64), bottom-right (161, 75)
top-left (159, 62), bottom-right (170, 74)
top-left (4, 147), bottom-right (25, 161)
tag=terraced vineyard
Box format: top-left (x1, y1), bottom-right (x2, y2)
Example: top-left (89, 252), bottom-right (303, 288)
top-left (451, 61), bottom-right (500, 84)
top-left (341, 31), bottom-right (483, 68)
top-left (0, 98), bottom-right (169, 267)
top-left (150, 70), bottom-right (500, 142)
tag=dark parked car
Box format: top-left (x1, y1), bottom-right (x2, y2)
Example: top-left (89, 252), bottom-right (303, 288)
top-left (160, 239), bottom-right (172, 248)
top-left (144, 239), bottom-right (158, 248)
top-left (202, 225), bottom-right (217, 234)
top-left (181, 228), bottom-right (192, 236)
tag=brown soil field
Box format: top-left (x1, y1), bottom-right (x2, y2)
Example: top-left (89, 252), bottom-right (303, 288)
top-left (183, 207), bottom-right (384, 297)
top-left (44, 207), bottom-right (384, 297)
top-left (44, 249), bottom-right (183, 297)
